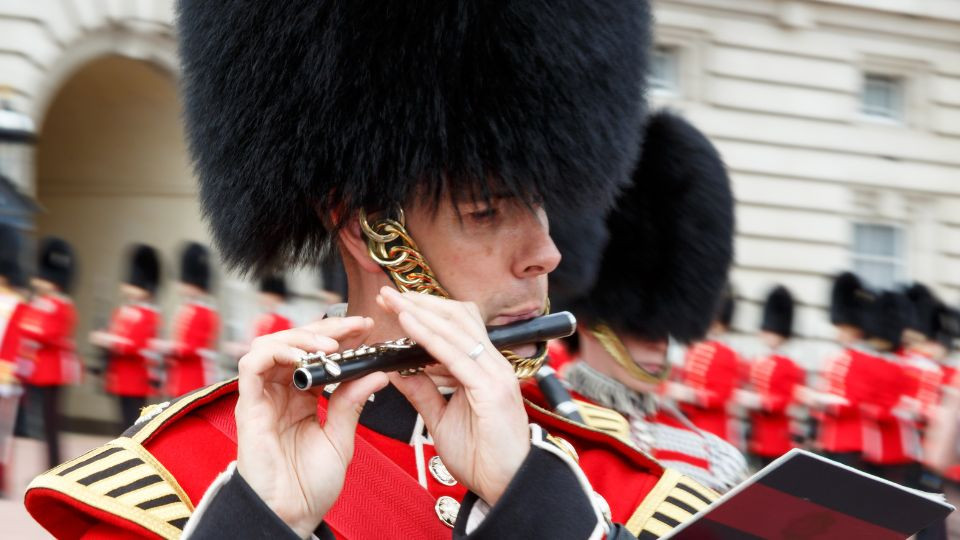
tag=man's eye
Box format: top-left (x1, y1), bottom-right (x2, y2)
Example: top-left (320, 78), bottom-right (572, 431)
top-left (468, 207), bottom-right (499, 221)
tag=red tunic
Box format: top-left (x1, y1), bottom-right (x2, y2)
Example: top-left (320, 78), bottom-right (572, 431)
top-left (816, 348), bottom-right (871, 453)
top-left (18, 294), bottom-right (78, 387)
top-left (747, 353), bottom-right (804, 458)
top-left (25, 380), bottom-right (680, 539)
top-left (105, 304), bottom-right (160, 397)
top-left (678, 340), bottom-right (739, 444)
top-left (547, 339), bottom-right (575, 373)
top-left (251, 312), bottom-right (292, 338)
top-left (859, 351), bottom-right (919, 465)
top-left (900, 350), bottom-right (943, 422)
top-left (166, 302), bottom-right (219, 397)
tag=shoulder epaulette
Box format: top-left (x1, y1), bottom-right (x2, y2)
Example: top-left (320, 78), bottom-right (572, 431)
top-left (27, 378), bottom-right (238, 538)
top-left (28, 436), bottom-right (194, 538)
top-left (626, 468), bottom-right (719, 538)
top-left (573, 398), bottom-right (631, 441)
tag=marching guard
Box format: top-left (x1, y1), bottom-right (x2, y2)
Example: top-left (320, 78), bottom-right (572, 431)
top-left (23, 1), bottom-right (731, 538)
top-left (89, 245), bottom-right (162, 428)
top-left (738, 286), bottom-right (805, 467)
top-left (154, 243), bottom-right (219, 398)
top-left (670, 287), bottom-right (741, 446)
top-left (225, 275), bottom-right (294, 359)
top-left (859, 291), bottom-right (921, 486)
top-left (806, 272), bottom-right (873, 469)
top-left (0, 224), bottom-right (26, 494)
top-left (18, 237), bottom-right (79, 468)
top-left (251, 276), bottom-right (293, 338)
top-left (543, 111), bottom-right (747, 493)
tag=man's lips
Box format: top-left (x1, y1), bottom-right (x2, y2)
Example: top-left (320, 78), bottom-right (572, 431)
top-left (488, 307), bottom-right (543, 326)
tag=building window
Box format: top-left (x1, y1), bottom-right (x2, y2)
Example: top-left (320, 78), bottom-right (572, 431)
top-left (851, 223), bottom-right (906, 289)
top-left (650, 46), bottom-right (680, 94)
top-left (861, 74), bottom-right (903, 121)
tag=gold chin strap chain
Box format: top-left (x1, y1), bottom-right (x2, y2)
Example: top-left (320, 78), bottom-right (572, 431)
top-left (359, 207), bottom-right (548, 378)
top-left (589, 323), bottom-right (671, 384)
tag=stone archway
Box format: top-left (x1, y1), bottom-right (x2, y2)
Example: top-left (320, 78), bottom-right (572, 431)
top-left (34, 53), bottom-right (203, 427)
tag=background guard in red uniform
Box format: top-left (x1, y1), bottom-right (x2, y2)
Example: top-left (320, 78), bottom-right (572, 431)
top-left (546, 110), bottom-right (748, 493)
top-left (224, 275), bottom-right (294, 360)
top-left (901, 284), bottom-right (949, 435)
top-left (152, 242), bottom-right (219, 398)
top-left (859, 290), bottom-right (921, 487)
top-left (737, 285), bottom-right (805, 467)
top-left (89, 244), bottom-right (162, 429)
top-left (17, 237), bottom-right (79, 468)
top-left (669, 286), bottom-right (742, 447)
top-left (797, 272), bottom-right (873, 470)
top-left (0, 224), bottom-right (26, 495)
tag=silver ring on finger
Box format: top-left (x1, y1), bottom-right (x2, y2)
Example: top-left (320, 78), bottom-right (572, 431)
top-left (467, 342), bottom-right (485, 361)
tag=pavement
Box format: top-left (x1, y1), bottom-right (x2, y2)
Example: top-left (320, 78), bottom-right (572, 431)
top-left (2, 434), bottom-right (110, 539)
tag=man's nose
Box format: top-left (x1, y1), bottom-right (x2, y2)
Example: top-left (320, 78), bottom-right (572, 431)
top-left (514, 215), bottom-right (561, 278)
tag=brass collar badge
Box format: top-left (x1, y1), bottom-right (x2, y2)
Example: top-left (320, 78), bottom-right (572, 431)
top-left (359, 207), bottom-right (547, 378)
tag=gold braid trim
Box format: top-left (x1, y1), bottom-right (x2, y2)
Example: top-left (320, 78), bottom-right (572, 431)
top-left (625, 469), bottom-right (718, 538)
top-left (28, 437), bottom-right (194, 539)
top-left (359, 207), bottom-right (547, 378)
top-left (590, 323), bottom-right (671, 384)
top-left (360, 207), bottom-right (449, 297)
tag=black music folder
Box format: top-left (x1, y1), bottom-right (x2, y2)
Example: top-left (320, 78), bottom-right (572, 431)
top-left (662, 448), bottom-right (954, 539)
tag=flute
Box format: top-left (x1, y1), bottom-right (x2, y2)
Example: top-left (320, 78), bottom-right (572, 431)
top-left (293, 311), bottom-right (577, 390)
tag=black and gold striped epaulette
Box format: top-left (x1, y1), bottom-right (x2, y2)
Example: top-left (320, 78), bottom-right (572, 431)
top-left (626, 469), bottom-right (719, 539)
top-left (572, 398), bottom-right (632, 441)
top-left (26, 378), bottom-right (238, 539)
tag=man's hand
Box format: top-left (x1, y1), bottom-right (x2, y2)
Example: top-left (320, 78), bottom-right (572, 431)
top-left (235, 317), bottom-right (388, 539)
top-left (378, 287), bottom-right (531, 506)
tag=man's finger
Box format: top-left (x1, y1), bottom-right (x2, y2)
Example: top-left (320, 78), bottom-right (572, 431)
top-left (254, 328), bottom-right (340, 356)
top-left (237, 342), bottom-right (305, 406)
top-left (323, 372), bottom-right (390, 465)
top-left (389, 372), bottom-right (447, 434)
top-left (397, 310), bottom-right (487, 388)
top-left (298, 316), bottom-right (375, 342)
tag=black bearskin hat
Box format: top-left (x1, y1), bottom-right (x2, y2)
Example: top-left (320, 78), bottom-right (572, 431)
top-left (716, 284), bottom-right (737, 329)
top-left (829, 272), bottom-right (871, 329)
top-left (935, 306), bottom-right (960, 350)
top-left (761, 285), bottom-right (794, 338)
top-left (178, 0), bottom-right (651, 276)
top-left (559, 111), bottom-right (735, 343)
top-left (547, 213), bottom-right (610, 312)
top-left (126, 244), bottom-right (161, 295)
top-left (864, 290), bottom-right (910, 351)
top-left (37, 237), bottom-right (75, 293)
top-left (905, 283), bottom-right (938, 338)
top-left (0, 224), bottom-right (20, 282)
top-left (260, 275), bottom-right (288, 299)
top-left (179, 242), bottom-right (212, 292)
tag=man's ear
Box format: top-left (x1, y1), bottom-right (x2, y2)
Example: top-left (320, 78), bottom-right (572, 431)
top-left (336, 211), bottom-right (383, 275)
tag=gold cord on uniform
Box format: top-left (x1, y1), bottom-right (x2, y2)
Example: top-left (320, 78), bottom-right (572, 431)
top-left (590, 323), bottom-right (671, 384)
top-left (359, 206), bottom-right (548, 378)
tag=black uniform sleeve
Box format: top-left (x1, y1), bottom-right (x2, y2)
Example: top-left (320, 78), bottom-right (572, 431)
top-left (185, 469), bottom-right (334, 540)
top-left (452, 443), bottom-right (639, 540)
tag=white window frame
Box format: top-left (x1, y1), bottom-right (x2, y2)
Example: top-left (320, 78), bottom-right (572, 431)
top-left (860, 73), bottom-right (904, 123)
top-left (650, 45), bottom-right (681, 96)
top-left (855, 54), bottom-right (930, 130)
top-left (850, 222), bottom-right (908, 289)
